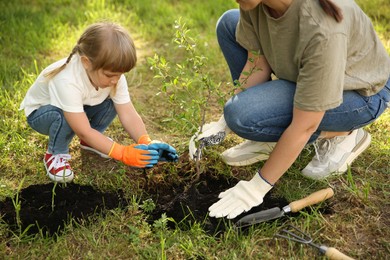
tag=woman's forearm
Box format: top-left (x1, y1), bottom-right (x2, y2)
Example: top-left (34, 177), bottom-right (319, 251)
top-left (260, 125), bottom-right (312, 184)
top-left (236, 52), bottom-right (272, 92)
top-left (260, 108), bottom-right (325, 184)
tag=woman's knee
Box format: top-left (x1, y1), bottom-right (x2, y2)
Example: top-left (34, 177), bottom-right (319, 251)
top-left (216, 9), bottom-right (239, 37)
top-left (223, 96), bottom-right (244, 131)
top-left (224, 101), bottom-right (257, 139)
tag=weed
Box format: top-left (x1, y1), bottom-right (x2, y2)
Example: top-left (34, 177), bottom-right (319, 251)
top-left (51, 182), bottom-right (58, 212)
top-left (140, 198), bottom-right (156, 213)
top-left (342, 167), bottom-right (371, 202)
top-left (153, 213), bottom-right (175, 260)
top-left (11, 178), bottom-right (25, 232)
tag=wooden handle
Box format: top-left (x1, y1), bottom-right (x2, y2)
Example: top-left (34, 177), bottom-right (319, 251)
top-left (325, 247), bottom-right (355, 260)
top-left (289, 188), bottom-right (334, 212)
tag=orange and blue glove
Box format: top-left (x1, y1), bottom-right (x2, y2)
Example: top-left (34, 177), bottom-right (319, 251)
top-left (149, 142), bottom-right (178, 162)
top-left (138, 134), bottom-right (179, 162)
top-left (109, 142), bottom-right (159, 168)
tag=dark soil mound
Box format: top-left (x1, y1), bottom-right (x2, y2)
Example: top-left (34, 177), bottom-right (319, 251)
top-left (0, 183), bottom-right (126, 236)
top-left (0, 173), bottom-right (313, 237)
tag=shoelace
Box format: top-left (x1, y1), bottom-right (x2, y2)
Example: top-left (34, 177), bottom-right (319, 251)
top-left (313, 139), bottom-right (333, 162)
top-left (312, 137), bottom-right (343, 163)
top-left (46, 154), bottom-right (71, 171)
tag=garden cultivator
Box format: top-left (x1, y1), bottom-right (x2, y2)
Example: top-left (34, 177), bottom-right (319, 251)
top-left (275, 224), bottom-right (355, 260)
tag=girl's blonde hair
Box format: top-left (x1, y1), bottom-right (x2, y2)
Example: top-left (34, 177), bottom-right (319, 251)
top-left (45, 22), bottom-right (137, 78)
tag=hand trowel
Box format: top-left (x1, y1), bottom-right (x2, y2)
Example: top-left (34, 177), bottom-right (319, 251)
top-left (234, 187), bottom-right (334, 228)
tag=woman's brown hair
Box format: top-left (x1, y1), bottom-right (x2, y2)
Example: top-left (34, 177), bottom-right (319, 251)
top-left (319, 0), bottom-right (343, 23)
top-left (45, 22), bottom-right (137, 78)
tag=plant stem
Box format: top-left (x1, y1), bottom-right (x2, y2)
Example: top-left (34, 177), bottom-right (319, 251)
top-left (12, 177), bottom-right (25, 233)
top-left (51, 182), bottom-right (58, 212)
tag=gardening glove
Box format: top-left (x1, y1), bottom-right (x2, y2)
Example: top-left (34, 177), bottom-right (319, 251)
top-left (208, 171), bottom-right (273, 219)
top-left (137, 134), bottom-right (152, 145)
top-left (109, 142), bottom-right (159, 168)
top-left (189, 114), bottom-right (231, 160)
top-left (138, 134), bottom-right (179, 162)
top-left (148, 142), bottom-right (179, 162)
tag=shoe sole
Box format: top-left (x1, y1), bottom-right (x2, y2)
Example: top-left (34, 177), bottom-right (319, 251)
top-left (80, 144), bottom-right (110, 159)
top-left (43, 158), bottom-right (74, 183)
top-left (222, 153), bottom-right (269, 166)
top-left (335, 131), bottom-right (372, 174)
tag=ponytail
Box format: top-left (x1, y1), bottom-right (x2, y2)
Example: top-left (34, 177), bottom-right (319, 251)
top-left (319, 0), bottom-right (343, 23)
top-left (44, 22), bottom-right (136, 80)
top-left (44, 45), bottom-right (79, 79)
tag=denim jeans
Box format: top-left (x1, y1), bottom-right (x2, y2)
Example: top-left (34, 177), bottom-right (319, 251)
top-left (27, 99), bottom-right (117, 154)
top-left (217, 9), bottom-right (390, 143)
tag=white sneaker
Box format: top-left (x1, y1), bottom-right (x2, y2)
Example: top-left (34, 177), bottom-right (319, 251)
top-left (221, 140), bottom-right (276, 166)
top-left (302, 129), bottom-right (371, 180)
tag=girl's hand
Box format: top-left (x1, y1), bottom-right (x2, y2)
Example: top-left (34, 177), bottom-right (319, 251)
top-left (138, 134), bottom-right (179, 162)
top-left (148, 142), bottom-right (178, 162)
top-left (109, 142), bottom-right (159, 168)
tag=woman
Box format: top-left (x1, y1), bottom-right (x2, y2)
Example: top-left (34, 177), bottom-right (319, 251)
top-left (199, 0), bottom-right (390, 219)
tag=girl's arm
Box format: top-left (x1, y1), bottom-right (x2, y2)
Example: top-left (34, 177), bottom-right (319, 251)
top-left (64, 112), bottom-right (114, 154)
top-left (64, 101), bottom-right (150, 154)
top-left (64, 108), bottom-right (160, 168)
top-left (114, 101), bottom-right (148, 143)
top-left (63, 101), bottom-right (148, 155)
top-left (261, 107), bottom-right (325, 184)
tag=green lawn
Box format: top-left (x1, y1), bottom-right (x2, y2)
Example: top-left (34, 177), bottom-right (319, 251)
top-left (1, 0), bottom-right (389, 259)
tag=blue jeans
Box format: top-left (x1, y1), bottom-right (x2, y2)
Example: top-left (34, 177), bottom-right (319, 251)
top-left (27, 99), bottom-right (117, 154)
top-left (217, 9), bottom-right (390, 143)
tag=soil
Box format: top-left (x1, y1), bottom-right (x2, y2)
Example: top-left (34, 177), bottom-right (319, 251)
top-left (0, 176), bottom-right (301, 237)
top-left (147, 173), bottom-right (294, 235)
top-left (0, 158), bottom-right (326, 237)
top-left (0, 183), bottom-right (127, 236)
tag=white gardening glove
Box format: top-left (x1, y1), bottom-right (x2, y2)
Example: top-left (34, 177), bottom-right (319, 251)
top-left (208, 171), bottom-right (273, 219)
top-left (189, 114), bottom-right (231, 160)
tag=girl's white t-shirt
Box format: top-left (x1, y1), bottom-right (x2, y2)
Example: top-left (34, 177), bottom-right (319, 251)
top-left (20, 54), bottom-right (131, 117)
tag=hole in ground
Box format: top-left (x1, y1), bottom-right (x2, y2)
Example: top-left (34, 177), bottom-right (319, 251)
top-left (147, 173), bottom-right (295, 235)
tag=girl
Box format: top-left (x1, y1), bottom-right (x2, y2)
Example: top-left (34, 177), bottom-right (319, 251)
top-left (20, 22), bottom-right (178, 183)
top-left (193, 0), bottom-right (390, 219)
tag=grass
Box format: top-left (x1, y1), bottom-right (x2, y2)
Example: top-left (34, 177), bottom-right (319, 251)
top-left (1, 0), bottom-right (389, 259)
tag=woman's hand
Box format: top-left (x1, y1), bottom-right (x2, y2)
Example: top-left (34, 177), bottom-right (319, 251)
top-left (189, 114), bottom-right (231, 160)
top-left (208, 171), bottom-right (273, 219)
